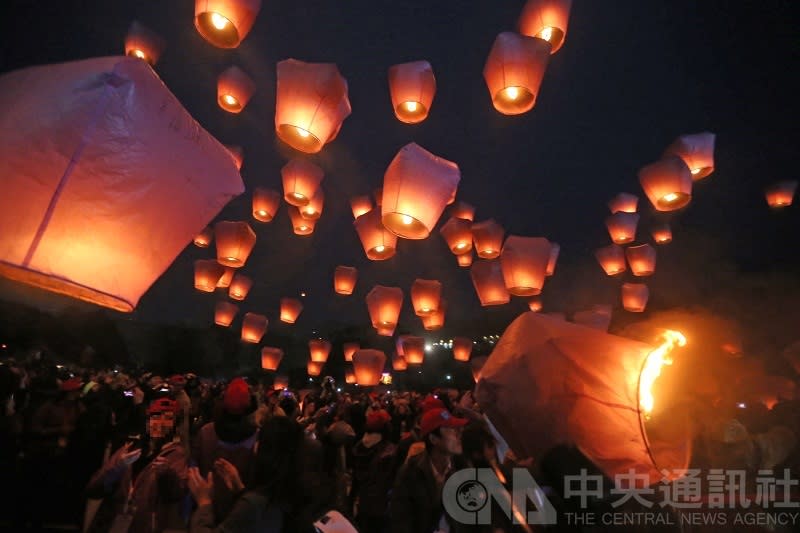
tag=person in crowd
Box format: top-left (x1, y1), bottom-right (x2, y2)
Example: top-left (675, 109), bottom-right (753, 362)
top-left (351, 409), bottom-right (396, 533)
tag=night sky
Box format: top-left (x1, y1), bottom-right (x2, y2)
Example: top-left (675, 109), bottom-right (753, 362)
top-left (1, 1), bottom-right (798, 352)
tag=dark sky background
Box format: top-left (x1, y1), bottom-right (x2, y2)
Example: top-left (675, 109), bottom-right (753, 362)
top-left (1, 0), bottom-right (798, 358)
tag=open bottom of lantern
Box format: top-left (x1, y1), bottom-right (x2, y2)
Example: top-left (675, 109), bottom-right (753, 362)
top-left (492, 86), bottom-right (535, 115)
top-left (656, 192), bottom-right (691, 211)
top-left (195, 13), bottom-right (241, 48)
top-left (395, 102), bottom-right (428, 123)
top-left (277, 124), bottom-right (322, 154)
top-left (382, 213), bottom-right (429, 239)
top-left (0, 262), bottom-right (134, 313)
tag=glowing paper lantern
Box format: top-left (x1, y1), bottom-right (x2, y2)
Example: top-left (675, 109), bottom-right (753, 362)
top-left (376, 325), bottom-right (396, 337)
top-left (638, 156), bottom-right (692, 212)
top-left (194, 227), bottom-right (214, 248)
top-left (225, 145), bottom-right (244, 170)
top-left (353, 349), bottom-right (387, 386)
top-left (0, 57), bottom-right (243, 312)
top-left (546, 242), bottom-right (560, 277)
top-left (275, 59), bottom-right (351, 154)
top-left (261, 347), bottom-right (283, 371)
top-left (300, 189), bottom-right (324, 220)
top-left (621, 283), bottom-right (649, 312)
top-left (626, 244), bottom-right (657, 276)
top-left (281, 158), bottom-right (324, 207)
top-left (214, 301), bottom-right (238, 327)
top-left (195, 260), bottom-right (225, 292)
top-left (422, 300), bottom-right (447, 331)
top-left (392, 354), bottom-right (408, 371)
top-left (451, 201), bottom-right (475, 221)
top-left (470, 260), bottom-right (510, 306)
top-left (354, 209), bottom-right (397, 260)
top-left (517, 0), bottom-right (572, 54)
top-left (651, 224), bottom-right (672, 244)
top-left (216, 267), bottom-right (234, 288)
top-left (366, 285), bottom-right (403, 333)
top-left (280, 297), bottom-right (303, 324)
top-left (125, 21), bottom-right (165, 66)
top-left (194, 0), bottom-right (262, 49)
top-left (411, 279), bottom-right (442, 316)
top-left (457, 251), bottom-right (474, 268)
top-left (273, 375), bottom-right (289, 390)
top-left (343, 342), bottom-right (359, 362)
top-left (440, 217), bottom-right (473, 254)
top-left (765, 181), bottom-right (797, 208)
top-left (605, 212), bottom-right (639, 244)
top-left (528, 297), bottom-right (542, 312)
top-left (215, 221), bottom-right (256, 267)
top-left (307, 360), bottom-right (323, 377)
top-left (344, 369), bottom-right (356, 384)
top-left (381, 143), bottom-right (461, 239)
top-left (483, 32), bottom-right (551, 115)
top-left (350, 195), bottom-right (373, 219)
top-left (453, 337), bottom-right (473, 362)
top-left (217, 66), bottom-right (255, 113)
top-left (334, 266), bottom-right (358, 295)
top-left (608, 193), bottom-right (639, 214)
top-left (309, 339), bottom-right (332, 363)
top-left (500, 236), bottom-right (551, 296)
top-left (663, 132), bottom-right (716, 180)
top-left (288, 207), bottom-right (316, 236)
top-left (228, 272), bottom-right (253, 300)
top-left (252, 188), bottom-right (281, 222)
top-left (595, 244), bottom-right (626, 276)
top-left (388, 60), bottom-right (436, 124)
top-left (401, 336), bottom-right (425, 365)
top-left (472, 219), bottom-right (505, 259)
top-left (241, 312), bottom-right (267, 343)
top-left (471, 356), bottom-right (488, 382)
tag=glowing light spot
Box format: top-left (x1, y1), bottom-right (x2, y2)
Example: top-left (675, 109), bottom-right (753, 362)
top-left (640, 330), bottom-right (686, 417)
top-left (256, 210), bottom-right (267, 217)
top-left (539, 26), bottom-right (554, 42)
top-left (503, 86), bottom-right (520, 100)
top-left (456, 242), bottom-right (467, 250)
top-left (222, 94), bottom-right (239, 107)
top-left (132, 49), bottom-right (146, 60)
top-left (374, 245), bottom-right (385, 253)
top-left (296, 127), bottom-right (311, 138)
top-left (401, 215), bottom-right (413, 225)
top-left (691, 168), bottom-right (701, 175)
top-left (404, 101), bottom-right (418, 112)
top-left (663, 192), bottom-right (679, 203)
top-left (211, 12), bottom-right (230, 30)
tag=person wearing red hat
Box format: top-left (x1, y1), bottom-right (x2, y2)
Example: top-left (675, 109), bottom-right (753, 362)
top-left (351, 409), bottom-right (395, 533)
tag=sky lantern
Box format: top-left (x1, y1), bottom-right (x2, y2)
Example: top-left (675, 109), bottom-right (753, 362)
top-left (401, 336), bottom-right (425, 364)
top-left (350, 195), bottom-right (373, 219)
top-left (663, 132), bottom-right (716, 180)
top-left (252, 188), bottom-right (281, 222)
top-left (194, 227), bottom-right (214, 248)
top-left (215, 221), bottom-right (256, 267)
top-left (280, 297), bottom-right (303, 323)
top-left (275, 59), bottom-right (351, 154)
top-left (376, 325), bottom-right (396, 337)
top-left (195, 259), bottom-right (225, 292)
top-left (217, 66), bottom-right (255, 113)
top-left (392, 354), bottom-right (408, 371)
top-left (639, 155), bottom-right (693, 211)
top-left (281, 158), bottom-right (324, 207)
top-left (288, 207), bottom-right (316, 236)
top-left (344, 369), bottom-right (356, 384)
top-left (440, 217), bottom-right (473, 254)
top-left (626, 244), bottom-right (657, 276)
top-left (273, 375), bottom-right (289, 390)
top-left (651, 224), bottom-right (672, 244)
top-left (411, 279), bottom-right (442, 316)
top-left (765, 180), bottom-right (797, 208)
top-left (388, 60), bottom-right (436, 124)
top-left (124, 21), bottom-right (165, 66)
top-left (471, 356), bottom-right (488, 382)
top-left (307, 360), bottom-right (323, 377)
top-left (605, 212), bottom-right (639, 244)
top-left (260, 347), bottom-right (283, 371)
top-left (214, 301), bottom-right (238, 327)
top-left (472, 219), bottom-right (505, 259)
top-left (483, 32), bottom-right (551, 115)
top-left (354, 209), bottom-right (397, 260)
top-left (366, 285), bottom-right (403, 333)
top-left (225, 145), bottom-right (244, 171)
top-left (216, 267), bottom-right (234, 288)
top-left (546, 242), bottom-right (560, 277)
top-left (528, 297), bottom-right (543, 312)
top-left (343, 342), bottom-right (359, 362)
top-left (595, 244), bottom-right (627, 275)
top-left (422, 300), bottom-right (447, 330)
top-left (241, 312), bottom-right (268, 343)
top-left (500, 236), bottom-right (551, 296)
top-left (300, 189), bottom-right (324, 220)
top-left (608, 192), bottom-right (639, 214)
top-left (451, 201), bottom-right (475, 221)
top-left (228, 272), bottom-right (253, 300)
top-left (517, 0), bottom-right (572, 54)
top-left (452, 337), bottom-right (473, 362)
top-left (194, 0), bottom-right (262, 48)
top-left (470, 260), bottom-right (511, 306)
top-left (309, 339), bottom-right (332, 363)
top-left (381, 143), bottom-right (461, 239)
top-left (622, 283), bottom-right (649, 312)
top-left (457, 251), bottom-right (474, 268)
top-left (334, 266), bottom-right (358, 295)
top-left (353, 349), bottom-right (387, 386)
top-left (0, 57), bottom-right (244, 312)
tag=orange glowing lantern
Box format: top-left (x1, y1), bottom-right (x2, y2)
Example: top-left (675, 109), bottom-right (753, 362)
top-left (639, 156), bottom-right (693, 212)
top-left (225, 145), bottom-right (244, 171)
top-left (281, 158), bottom-right (324, 207)
top-left (457, 251), bottom-right (474, 268)
top-left (422, 300), bottom-right (447, 331)
top-left (273, 375), bottom-right (289, 390)
top-left (260, 347), bottom-right (283, 371)
top-left (376, 325), bottom-right (396, 337)
top-left (194, 226), bottom-right (214, 248)
top-left (472, 219), bottom-right (505, 259)
top-left (275, 59), bottom-right (351, 154)
top-left (350, 195), bottom-right (373, 219)
top-left (216, 267), bottom-right (234, 288)
top-left (354, 209), bottom-right (397, 260)
top-left (546, 242), bottom-right (560, 277)
top-left (307, 360), bottom-right (323, 377)
top-left (215, 221), bottom-right (256, 268)
top-left (626, 244), bottom-right (657, 277)
top-left (765, 180), bottom-right (797, 208)
top-left (440, 217), bottom-right (473, 254)
top-left (483, 32), bottom-right (551, 115)
top-left (517, 0), bottom-right (572, 54)
top-left (528, 297), bottom-right (543, 312)
top-left (471, 356), bottom-right (488, 382)
top-left (381, 143), bottom-right (461, 239)
top-left (663, 132), bottom-right (716, 180)
top-left (195, 0), bottom-right (261, 48)
top-left (451, 201), bottom-right (475, 221)
top-left (401, 336), bottom-right (425, 365)
top-left (300, 189), bottom-right (324, 220)
top-left (411, 279), bottom-right (442, 316)
top-left (125, 21), bottom-right (165, 66)
top-left (241, 312), bottom-right (267, 343)
top-left (500, 236), bottom-right (551, 296)
top-left (366, 285), bottom-right (403, 333)
top-left (392, 354), bottom-right (408, 371)
top-left (605, 212), bottom-right (639, 244)
top-left (388, 60), bottom-right (436, 124)
top-left (309, 339), bottom-right (332, 363)
top-left (214, 301), bottom-right (238, 327)
top-left (471, 260), bottom-right (511, 306)
top-left (353, 349), bottom-right (387, 386)
top-left (651, 224), bottom-right (672, 244)
top-left (195, 260), bottom-right (225, 292)
top-left (288, 207), bottom-right (316, 236)
top-left (345, 369), bottom-right (356, 384)
top-left (343, 342), bottom-right (359, 362)
top-left (595, 244), bottom-right (627, 276)
top-left (621, 283), bottom-right (649, 312)
top-left (252, 188), bottom-right (280, 222)
top-left (217, 66), bottom-right (255, 113)
top-left (334, 266), bottom-right (358, 295)
top-left (453, 337), bottom-right (473, 362)
top-left (280, 297), bottom-right (303, 324)
top-left (608, 192), bottom-right (639, 214)
top-left (228, 272), bottom-right (253, 300)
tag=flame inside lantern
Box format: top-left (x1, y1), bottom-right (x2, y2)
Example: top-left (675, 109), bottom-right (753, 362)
top-left (639, 330), bottom-right (687, 418)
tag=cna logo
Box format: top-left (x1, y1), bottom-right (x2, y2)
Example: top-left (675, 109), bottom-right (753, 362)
top-left (443, 468), bottom-right (558, 525)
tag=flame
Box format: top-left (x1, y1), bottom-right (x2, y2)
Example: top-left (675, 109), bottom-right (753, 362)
top-left (639, 330), bottom-right (686, 417)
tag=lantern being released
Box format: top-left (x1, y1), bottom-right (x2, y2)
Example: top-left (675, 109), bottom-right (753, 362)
top-left (252, 188), bottom-right (281, 222)
top-left (517, 0), bottom-right (572, 54)
top-left (354, 208), bottom-right (397, 260)
top-left (663, 132), bottom-right (716, 180)
top-left (194, 227), bottom-right (214, 248)
top-left (595, 244), bottom-right (626, 276)
top-left (472, 219), bottom-right (505, 259)
top-left (280, 297), bottom-right (303, 323)
top-left (452, 337), bottom-right (473, 362)
top-left (194, 0), bottom-right (262, 49)
top-left (215, 221), bottom-right (256, 267)
top-left (401, 336), bottom-right (425, 365)
top-left (392, 354), bottom-right (408, 371)
top-left (334, 266), bottom-right (358, 295)
top-left (0, 57), bottom-right (243, 312)
top-left (366, 285), bottom-right (403, 333)
top-left (608, 193), bottom-right (639, 214)
top-left (639, 156), bottom-right (693, 212)
top-left (288, 207), bottom-right (316, 236)
top-left (125, 21), bottom-right (166, 66)
top-left (651, 224), bottom-right (672, 244)
top-left (275, 59), bottom-right (351, 154)
top-left (228, 272), bottom-right (253, 300)
top-left (440, 217), bottom-right (473, 254)
top-left (282, 158), bottom-right (324, 207)
top-left (273, 375), bottom-right (289, 390)
top-left (382, 143), bottom-right (461, 239)
top-left (343, 342), bottom-right (359, 362)
top-left (622, 283), bottom-right (649, 312)
top-left (345, 369), bottom-right (356, 384)
top-left (765, 180), bottom-right (797, 208)
top-left (353, 349), bottom-right (387, 386)
top-left (309, 339), bottom-right (332, 363)
top-left (471, 260), bottom-right (511, 306)
top-left (528, 297), bottom-right (542, 312)
top-left (217, 66), bottom-right (255, 113)
top-left (605, 212), bottom-right (639, 244)
top-left (350, 196), bottom-right (373, 219)
top-left (411, 279), bottom-right (442, 316)
top-left (214, 301), bottom-right (238, 327)
top-left (626, 244), bottom-right (657, 276)
top-left (388, 60), bottom-right (436, 124)
top-left (307, 360), bottom-right (323, 377)
top-left (483, 32), bottom-right (551, 115)
top-left (261, 347), bottom-right (283, 371)
top-left (457, 251), bottom-right (474, 268)
top-left (195, 260), bottom-right (225, 292)
top-left (241, 312), bottom-right (268, 343)
top-left (422, 300), bottom-right (447, 331)
top-left (500, 236), bottom-right (552, 296)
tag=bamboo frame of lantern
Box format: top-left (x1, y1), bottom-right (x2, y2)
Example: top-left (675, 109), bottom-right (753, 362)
top-left (500, 236), bottom-right (552, 296)
top-left (354, 209), bottom-right (397, 260)
top-left (595, 244), bottom-right (627, 276)
top-left (388, 60), bottom-right (436, 124)
top-left (228, 272), bottom-right (253, 300)
top-left (765, 180), bottom-right (797, 208)
top-left (453, 337), bottom-right (473, 362)
top-left (307, 360), bottom-right (323, 377)
top-left (225, 145), bottom-right (244, 171)
top-left (125, 21), bottom-right (166, 65)
top-left (300, 188), bottom-right (324, 220)
top-left (472, 219), bottom-right (505, 259)
top-left (261, 347), bottom-right (283, 371)
top-left (528, 297), bottom-right (543, 312)
top-left (546, 242), bottom-right (560, 277)
top-left (440, 217), bottom-right (473, 254)
top-left (422, 300), bottom-right (447, 331)
top-left (214, 221), bottom-right (256, 267)
top-left (217, 267), bottom-right (234, 288)
top-left (392, 354), bottom-right (408, 371)
top-left (483, 32), bottom-right (551, 115)
top-left (280, 297), bottom-right (303, 324)
top-left (411, 279), bottom-right (442, 316)
top-left (457, 251), bottom-right (474, 268)
top-left (621, 283), bottom-right (649, 312)
top-left (451, 201), bottom-right (475, 221)
top-left (334, 266), bottom-right (358, 295)
top-left (470, 260), bottom-right (511, 306)
top-left (350, 195), bottom-right (373, 219)
top-left (309, 339), bottom-right (332, 363)
top-left (638, 156), bottom-right (693, 212)
top-left (651, 224), bottom-right (672, 244)
top-left (366, 285), bottom-right (403, 332)
top-left (343, 342), bottom-right (359, 362)
top-left (605, 212), bottom-right (639, 244)
top-left (194, 0), bottom-right (262, 49)
top-left (195, 259), bottom-right (225, 292)
top-left (608, 192), bottom-right (639, 214)
top-left (217, 65), bottom-right (256, 113)
top-left (194, 226), bottom-right (214, 248)
top-left (353, 349), bottom-right (387, 386)
top-left (214, 301), bottom-right (238, 326)
top-left (288, 207), bottom-right (316, 236)
top-left (625, 244), bottom-right (657, 277)
top-left (401, 336), bottom-right (425, 365)
top-left (517, 0), bottom-right (572, 54)
top-left (241, 312), bottom-right (268, 343)
top-left (281, 158), bottom-right (324, 207)
top-left (664, 132), bottom-right (716, 180)
top-left (252, 188), bottom-right (280, 222)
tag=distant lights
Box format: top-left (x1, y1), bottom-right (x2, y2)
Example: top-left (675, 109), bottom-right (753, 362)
top-left (300, 292), bottom-right (307, 297)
